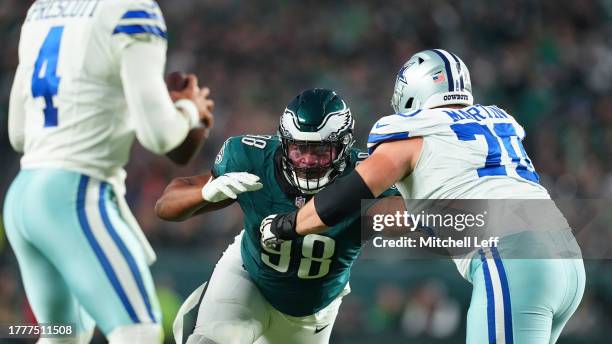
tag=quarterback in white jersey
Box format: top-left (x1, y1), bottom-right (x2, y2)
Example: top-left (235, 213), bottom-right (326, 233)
top-left (4, 0), bottom-right (214, 343)
top-left (261, 49), bottom-right (585, 343)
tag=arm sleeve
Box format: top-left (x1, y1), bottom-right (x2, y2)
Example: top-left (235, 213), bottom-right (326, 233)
top-left (8, 65), bottom-right (27, 153)
top-left (119, 40), bottom-right (190, 154)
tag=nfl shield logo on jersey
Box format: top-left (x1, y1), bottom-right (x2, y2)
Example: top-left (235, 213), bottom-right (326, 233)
top-left (295, 196), bottom-right (306, 208)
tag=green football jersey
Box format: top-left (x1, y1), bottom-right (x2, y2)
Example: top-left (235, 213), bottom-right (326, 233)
top-left (212, 134), bottom-right (398, 316)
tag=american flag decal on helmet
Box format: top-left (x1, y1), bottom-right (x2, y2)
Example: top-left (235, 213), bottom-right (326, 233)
top-left (432, 71), bottom-right (446, 83)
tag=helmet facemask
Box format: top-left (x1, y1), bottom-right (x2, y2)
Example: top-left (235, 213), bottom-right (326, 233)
top-left (280, 134), bottom-right (353, 194)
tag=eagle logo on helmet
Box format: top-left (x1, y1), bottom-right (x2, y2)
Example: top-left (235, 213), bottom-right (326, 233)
top-left (279, 109), bottom-right (297, 138)
top-left (317, 107), bottom-right (353, 140)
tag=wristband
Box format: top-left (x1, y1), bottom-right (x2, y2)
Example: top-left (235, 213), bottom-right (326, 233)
top-left (174, 99), bottom-right (200, 129)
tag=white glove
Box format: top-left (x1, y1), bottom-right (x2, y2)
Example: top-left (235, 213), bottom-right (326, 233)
top-left (260, 214), bottom-right (283, 249)
top-left (202, 172), bottom-right (263, 202)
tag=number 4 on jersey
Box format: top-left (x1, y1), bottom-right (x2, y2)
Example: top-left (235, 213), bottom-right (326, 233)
top-left (32, 26), bottom-right (64, 127)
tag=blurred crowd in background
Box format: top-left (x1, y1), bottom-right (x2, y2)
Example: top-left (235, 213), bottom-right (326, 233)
top-left (0, 0), bottom-right (611, 343)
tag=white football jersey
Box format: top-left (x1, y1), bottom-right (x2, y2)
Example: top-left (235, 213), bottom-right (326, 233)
top-left (10, 0), bottom-right (183, 183)
top-left (368, 105), bottom-right (553, 278)
top-left (368, 104), bottom-right (549, 200)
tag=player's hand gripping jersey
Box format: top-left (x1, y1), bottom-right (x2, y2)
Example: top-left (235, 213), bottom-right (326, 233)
top-left (9, 0), bottom-right (190, 183)
top-left (368, 105), bottom-right (550, 200)
top-left (213, 134), bottom-right (397, 317)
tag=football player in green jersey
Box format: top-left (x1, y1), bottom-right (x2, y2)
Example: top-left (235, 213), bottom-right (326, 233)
top-left (155, 88), bottom-right (399, 344)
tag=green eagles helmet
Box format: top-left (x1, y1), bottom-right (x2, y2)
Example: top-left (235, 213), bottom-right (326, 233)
top-left (279, 88), bottom-right (355, 194)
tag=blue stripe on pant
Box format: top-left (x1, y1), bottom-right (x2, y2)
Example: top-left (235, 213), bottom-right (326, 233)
top-left (480, 249), bottom-right (498, 344)
top-left (479, 248), bottom-right (513, 344)
top-left (492, 247), bottom-right (513, 344)
top-left (98, 181), bottom-right (156, 322)
top-left (76, 175), bottom-right (140, 323)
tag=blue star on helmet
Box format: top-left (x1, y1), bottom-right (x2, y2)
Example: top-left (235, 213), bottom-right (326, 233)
top-left (397, 62), bottom-right (414, 84)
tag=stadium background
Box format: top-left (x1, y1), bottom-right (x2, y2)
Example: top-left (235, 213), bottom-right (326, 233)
top-left (0, 0), bottom-right (611, 343)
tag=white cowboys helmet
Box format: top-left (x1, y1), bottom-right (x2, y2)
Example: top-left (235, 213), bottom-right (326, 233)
top-left (391, 49), bottom-right (473, 113)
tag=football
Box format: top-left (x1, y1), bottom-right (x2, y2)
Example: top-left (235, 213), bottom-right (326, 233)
top-left (165, 71), bottom-right (189, 91)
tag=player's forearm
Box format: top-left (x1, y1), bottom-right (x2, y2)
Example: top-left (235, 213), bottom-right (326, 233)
top-left (155, 173), bottom-right (240, 221)
top-left (165, 127), bottom-right (208, 165)
top-left (121, 42), bottom-right (191, 154)
top-left (155, 177), bottom-right (208, 221)
top-left (295, 201), bottom-right (328, 235)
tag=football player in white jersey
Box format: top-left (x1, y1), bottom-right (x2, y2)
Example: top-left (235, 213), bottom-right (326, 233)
top-left (4, 0), bottom-right (214, 343)
top-left (260, 49), bottom-right (585, 343)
